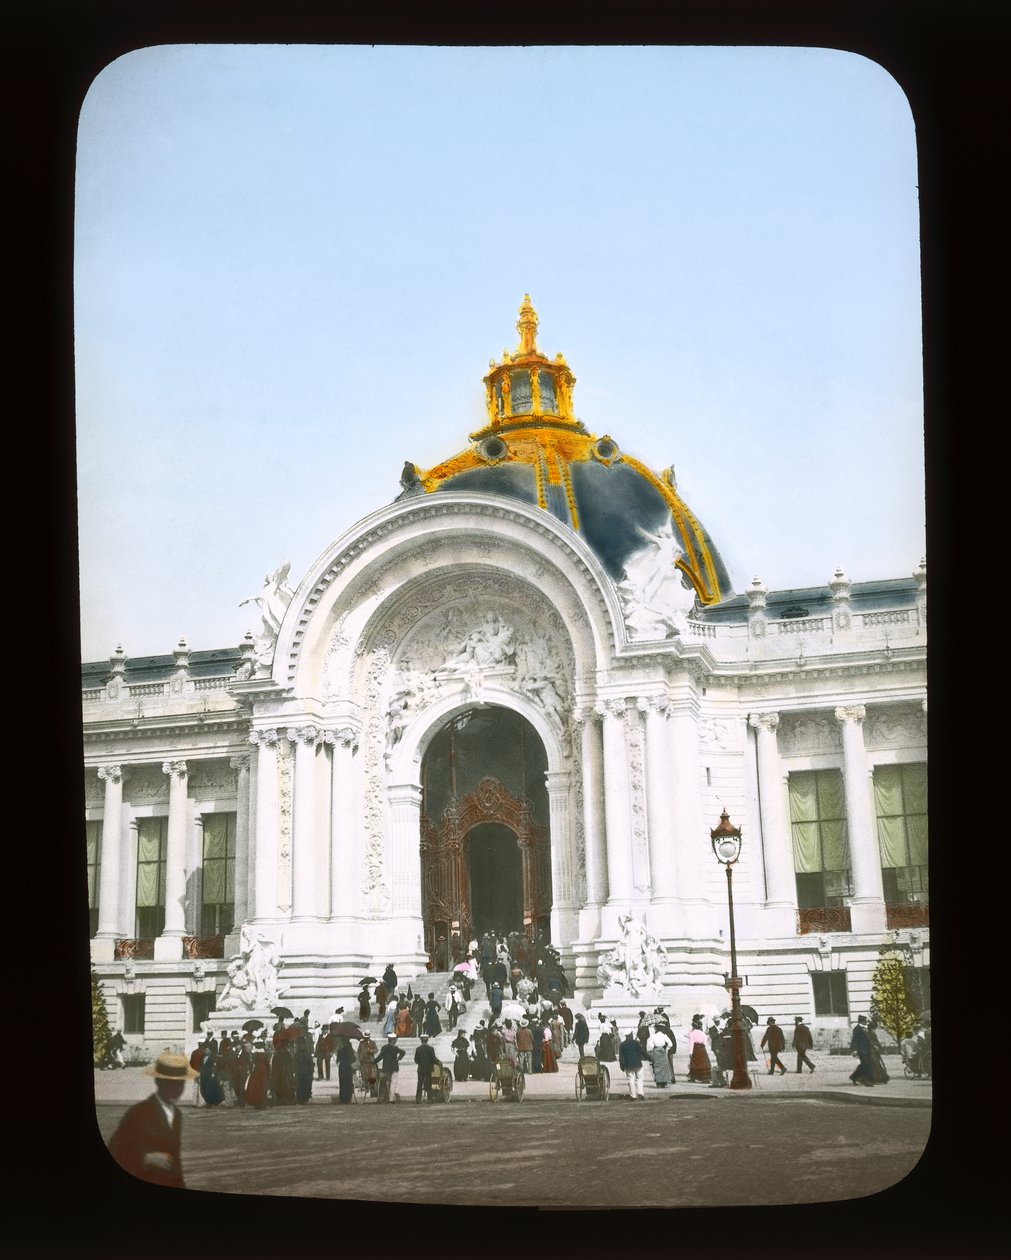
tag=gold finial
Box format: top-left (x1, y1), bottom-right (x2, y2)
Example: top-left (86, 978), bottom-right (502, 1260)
top-left (516, 294), bottom-right (539, 356)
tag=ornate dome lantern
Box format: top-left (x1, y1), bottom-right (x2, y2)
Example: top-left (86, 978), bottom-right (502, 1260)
top-left (399, 297), bottom-right (733, 613)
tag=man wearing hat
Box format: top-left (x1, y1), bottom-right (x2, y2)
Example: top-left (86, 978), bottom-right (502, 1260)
top-left (107, 1051), bottom-right (197, 1188)
top-left (793, 1016), bottom-right (816, 1073)
top-left (761, 1017), bottom-right (789, 1075)
top-left (372, 1033), bottom-right (405, 1101)
top-left (414, 1034), bottom-right (439, 1102)
top-left (849, 1014), bottom-right (875, 1087)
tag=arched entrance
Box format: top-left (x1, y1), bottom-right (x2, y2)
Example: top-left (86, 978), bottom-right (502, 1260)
top-left (419, 707), bottom-right (551, 962)
top-left (467, 823), bottom-right (523, 937)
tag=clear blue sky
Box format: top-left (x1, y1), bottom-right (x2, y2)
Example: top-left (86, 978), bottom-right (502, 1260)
top-left (75, 44), bottom-right (924, 662)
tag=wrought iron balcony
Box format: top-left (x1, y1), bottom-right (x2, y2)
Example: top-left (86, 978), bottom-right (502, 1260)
top-left (885, 903), bottom-right (930, 929)
top-left (796, 906), bottom-right (852, 934)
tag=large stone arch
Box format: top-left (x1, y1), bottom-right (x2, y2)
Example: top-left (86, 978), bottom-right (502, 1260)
top-left (272, 493), bottom-right (624, 700)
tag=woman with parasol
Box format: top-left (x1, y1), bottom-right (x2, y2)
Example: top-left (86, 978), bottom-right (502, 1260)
top-left (359, 984), bottom-right (372, 1021)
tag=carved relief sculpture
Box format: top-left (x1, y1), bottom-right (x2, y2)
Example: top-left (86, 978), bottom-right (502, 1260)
top-left (217, 925), bottom-right (281, 1011)
top-left (597, 910), bottom-right (668, 997)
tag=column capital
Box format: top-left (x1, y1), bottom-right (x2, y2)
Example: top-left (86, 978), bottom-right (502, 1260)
top-left (597, 697), bottom-right (627, 719)
top-left (834, 704), bottom-right (866, 725)
top-left (323, 725), bottom-right (360, 751)
top-left (544, 769), bottom-right (572, 796)
top-left (639, 694), bottom-right (670, 716)
top-left (570, 706), bottom-right (600, 725)
top-left (286, 724), bottom-right (321, 746)
top-left (162, 760), bottom-right (188, 780)
top-left (249, 727), bottom-right (279, 747)
top-left (748, 711), bottom-right (780, 733)
top-left (229, 754), bottom-right (251, 773)
top-left (97, 764), bottom-right (122, 784)
top-left (387, 782), bottom-right (423, 808)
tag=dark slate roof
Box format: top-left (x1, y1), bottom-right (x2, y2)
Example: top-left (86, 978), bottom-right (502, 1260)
top-left (81, 646), bottom-right (244, 688)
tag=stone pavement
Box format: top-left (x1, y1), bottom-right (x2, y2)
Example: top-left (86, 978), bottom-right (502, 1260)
top-left (93, 1044), bottom-right (931, 1110)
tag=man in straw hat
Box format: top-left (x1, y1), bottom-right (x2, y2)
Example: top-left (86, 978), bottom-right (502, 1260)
top-left (107, 1050), bottom-right (197, 1187)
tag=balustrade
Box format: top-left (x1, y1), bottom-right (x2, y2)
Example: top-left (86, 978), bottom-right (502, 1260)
top-left (796, 906), bottom-right (852, 934)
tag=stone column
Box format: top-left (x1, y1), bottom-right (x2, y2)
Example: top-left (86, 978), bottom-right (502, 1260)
top-left (156, 760), bottom-right (188, 959)
top-left (643, 696), bottom-right (677, 900)
top-left (597, 698), bottom-right (634, 917)
top-left (545, 769), bottom-right (578, 945)
top-left (666, 701), bottom-right (715, 937)
top-left (574, 709), bottom-right (607, 938)
top-left (326, 726), bottom-right (359, 919)
top-left (748, 712), bottom-right (797, 936)
top-left (388, 783), bottom-right (424, 919)
top-left (230, 755), bottom-right (251, 927)
top-left (250, 729), bottom-right (279, 922)
top-left (93, 765), bottom-right (124, 960)
top-left (836, 705), bottom-right (886, 932)
top-left (189, 814), bottom-right (204, 935)
top-left (288, 725), bottom-right (322, 921)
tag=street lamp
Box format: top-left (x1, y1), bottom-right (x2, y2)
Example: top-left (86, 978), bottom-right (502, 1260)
top-left (711, 808), bottom-right (752, 1090)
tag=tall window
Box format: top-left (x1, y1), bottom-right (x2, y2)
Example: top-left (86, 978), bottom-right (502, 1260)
top-left (875, 763), bottom-right (928, 904)
top-left (200, 813), bottom-right (236, 936)
top-left (811, 971), bottom-right (849, 1016)
top-left (790, 770), bottom-right (852, 908)
top-left (135, 817), bottom-right (167, 938)
top-left (86, 820), bottom-right (101, 937)
top-left (122, 993), bottom-right (146, 1034)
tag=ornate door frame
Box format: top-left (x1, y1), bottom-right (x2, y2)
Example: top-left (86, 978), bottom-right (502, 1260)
top-left (420, 776), bottom-right (551, 956)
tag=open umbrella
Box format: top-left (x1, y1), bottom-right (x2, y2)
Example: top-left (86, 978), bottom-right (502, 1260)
top-left (241, 1019), bottom-right (265, 1033)
top-left (741, 1006), bottom-right (759, 1024)
top-left (330, 1021), bottom-right (366, 1040)
top-left (454, 961), bottom-right (476, 976)
top-left (359, 977), bottom-right (378, 987)
top-left (270, 1006), bottom-right (295, 1020)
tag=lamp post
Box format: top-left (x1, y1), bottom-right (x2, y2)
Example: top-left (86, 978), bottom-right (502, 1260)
top-left (710, 808), bottom-right (752, 1090)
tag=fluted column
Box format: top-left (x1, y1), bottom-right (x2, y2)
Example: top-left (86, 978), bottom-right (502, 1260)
top-left (836, 705), bottom-right (886, 932)
top-left (288, 725), bottom-right (322, 920)
top-left (93, 765), bottom-right (124, 959)
top-left (573, 709), bottom-right (606, 941)
top-left (748, 713), bottom-right (795, 906)
top-left (250, 729), bottom-right (279, 922)
top-left (546, 768), bottom-right (578, 945)
top-left (325, 726), bottom-right (359, 919)
top-left (597, 698), bottom-right (634, 908)
top-left (230, 755), bottom-right (251, 926)
top-left (188, 814), bottom-right (204, 934)
top-left (156, 760), bottom-right (188, 958)
top-left (643, 696), bottom-right (677, 900)
top-left (388, 783), bottom-right (424, 919)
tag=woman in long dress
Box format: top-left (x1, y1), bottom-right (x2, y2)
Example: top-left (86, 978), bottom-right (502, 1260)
top-left (199, 1049), bottom-right (224, 1106)
top-left (334, 1039), bottom-right (356, 1103)
top-left (294, 1033), bottom-right (315, 1104)
top-left (451, 1031), bottom-right (471, 1081)
top-left (647, 1026), bottom-right (673, 1088)
top-left (868, 1017), bottom-right (891, 1084)
top-left (395, 1002), bottom-right (413, 1038)
top-left (687, 1015), bottom-right (713, 1083)
top-left (245, 1042), bottom-right (269, 1109)
top-left (423, 994), bottom-right (442, 1037)
top-left (358, 987), bottom-right (371, 1021)
top-left (540, 1024), bottom-right (558, 1073)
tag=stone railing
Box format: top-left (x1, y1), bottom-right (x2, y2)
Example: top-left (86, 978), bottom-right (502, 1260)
top-left (82, 677), bottom-right (235, 704)
top-left (777, 617), bottom-right (831, 635)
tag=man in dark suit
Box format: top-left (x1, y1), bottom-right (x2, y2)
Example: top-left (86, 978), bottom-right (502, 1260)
top-left (107, 1051), bottom-right (198, 1187)
top-left (414, 1034), bottom-right (438, 1102)
top-left (761, 1017), bottom-right (789, 1075)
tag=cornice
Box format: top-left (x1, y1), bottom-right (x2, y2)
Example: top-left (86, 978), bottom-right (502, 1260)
top-left (82, 714), bottom-right (252, 743)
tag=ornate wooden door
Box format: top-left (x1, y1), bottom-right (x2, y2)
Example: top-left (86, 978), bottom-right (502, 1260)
top-left (420, 776), bottom-right (551, 958)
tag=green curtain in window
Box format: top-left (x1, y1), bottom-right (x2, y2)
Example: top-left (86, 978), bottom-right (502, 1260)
top-left (874, 763), bottom-right (928, 867)
top-left (202, 815), bottom-right (236, 905)
top-left (136, 819), bottom-right (165, 907)
top-left (790, 771), bottom-right (848, 872)
top-left (87, 822), bottom-right (100, 907)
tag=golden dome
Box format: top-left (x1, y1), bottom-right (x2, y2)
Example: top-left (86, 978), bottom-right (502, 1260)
top-left (400, 298), bottom-right (730, 606)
